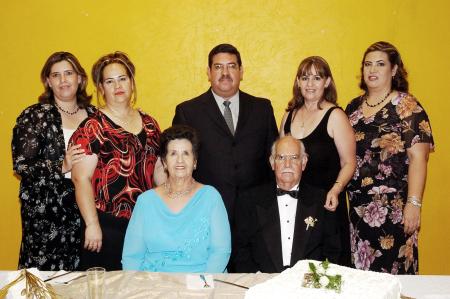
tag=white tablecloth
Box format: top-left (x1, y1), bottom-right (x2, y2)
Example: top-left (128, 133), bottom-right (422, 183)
top-left (2, 271), bottom-right (450, 298)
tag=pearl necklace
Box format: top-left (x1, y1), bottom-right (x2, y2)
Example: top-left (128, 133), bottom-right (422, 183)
top-left (55, 102), bottom-right (80, 115)
top-left (364, 90), bottom-right (392, 108)
top-left (164, 179), bottom-right (195, 200)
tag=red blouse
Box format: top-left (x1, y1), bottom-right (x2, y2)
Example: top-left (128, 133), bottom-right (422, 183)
top-left (71, 110), bottom-right (160, 219)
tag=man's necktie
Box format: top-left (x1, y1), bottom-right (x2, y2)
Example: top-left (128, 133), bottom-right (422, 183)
top-left (223, 101), bottom-right (235, 135)
top-left (276, 188), bottom-right (298, 198)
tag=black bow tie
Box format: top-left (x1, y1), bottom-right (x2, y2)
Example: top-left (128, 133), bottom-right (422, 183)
top-left (276, 188), bottom-right (298, 198)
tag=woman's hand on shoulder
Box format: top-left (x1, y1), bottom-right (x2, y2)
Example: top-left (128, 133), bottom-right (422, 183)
top-left (62, 143), bottom-right (85, 174)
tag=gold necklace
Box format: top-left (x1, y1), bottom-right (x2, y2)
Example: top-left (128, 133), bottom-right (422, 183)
top-left (164, 179), bottom-right (195, 200)
top-left (105, 107), bottom-right (133, 126)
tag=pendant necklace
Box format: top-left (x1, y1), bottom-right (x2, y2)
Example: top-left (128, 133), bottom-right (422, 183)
top-left (165, 179), bottom-right (195, 200)
top-left (364, 90), bottom-right (392, 108)
top-left (299, 106), bottom-right (317, 128)
top-left (55, 102), bottom-right (80, 115)
top-left (105, 107), bottom-right (133, 126)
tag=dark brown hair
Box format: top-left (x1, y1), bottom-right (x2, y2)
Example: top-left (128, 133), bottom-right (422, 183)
top-left (160, 125), bottom-right (200, 162)
top-left (359, 41), bottom-right (409, 93)
top-left (286, 56), bottom-right (337, 112)
top-left (38, 51), bottom-right (91, 107)
top-left (208, 44), bottom-right (242, 68)
top-left (91, 51), bottom-right (137, 105)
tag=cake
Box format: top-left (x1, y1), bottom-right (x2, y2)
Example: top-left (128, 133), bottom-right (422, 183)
top-left (245, 260), bottom-right (401, 299)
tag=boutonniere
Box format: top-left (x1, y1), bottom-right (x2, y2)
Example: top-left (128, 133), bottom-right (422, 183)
top-left (304, 216), bottom-right (318, 230)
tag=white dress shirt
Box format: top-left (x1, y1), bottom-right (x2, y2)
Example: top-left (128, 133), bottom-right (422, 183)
top-left (277, 184), bottom-right (299, 266)
top-left (211, 89), bottom-right (239, 130)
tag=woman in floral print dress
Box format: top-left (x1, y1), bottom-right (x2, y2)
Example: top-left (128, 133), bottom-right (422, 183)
top-left (12, 52), bottom-right (95, 270)
top-left (345, 41), bottom-right (434, 274)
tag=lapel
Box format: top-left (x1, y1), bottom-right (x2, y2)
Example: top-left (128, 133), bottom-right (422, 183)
top-left (257, 183), bottom-right (284, 272)
top-left (234, 90), bottom-right (250, 138)
top-left (200, 89), bottom-right (234, 138)
top-left (290, 183), bottom-right (319, 265)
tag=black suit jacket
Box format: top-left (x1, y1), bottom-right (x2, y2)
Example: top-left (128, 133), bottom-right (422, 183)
top-left (231, 181), bottom-right (341, 273)
top-left (172, 89), bottom-right (278, 222)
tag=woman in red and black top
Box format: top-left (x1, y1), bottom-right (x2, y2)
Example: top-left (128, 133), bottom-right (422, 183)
top-left (71, 51), bottom-right (163, 270)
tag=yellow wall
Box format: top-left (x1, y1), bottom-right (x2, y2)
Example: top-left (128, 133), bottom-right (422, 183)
top-left (1, 1), bottom-right (449, 273)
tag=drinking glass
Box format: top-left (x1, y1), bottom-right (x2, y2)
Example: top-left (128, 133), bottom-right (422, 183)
top-left (86, 267), bottom-right (105, 299)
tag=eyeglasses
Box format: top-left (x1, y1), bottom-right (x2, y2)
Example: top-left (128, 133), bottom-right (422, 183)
top-left (212, 63), bottom-right (239, 72)
top-left (274, 154), bottom-right (301, 163)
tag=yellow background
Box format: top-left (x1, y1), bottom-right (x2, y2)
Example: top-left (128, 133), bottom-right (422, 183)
top-left (1, 1), bottom-right (448, 273)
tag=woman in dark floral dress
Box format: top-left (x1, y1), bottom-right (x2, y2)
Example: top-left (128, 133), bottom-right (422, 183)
top-left (71, 52), bottom-right (162, 270)
top-left (345, 41), bottom-right (434, 274)
top-left (12, 52), bottom-right (95, 270)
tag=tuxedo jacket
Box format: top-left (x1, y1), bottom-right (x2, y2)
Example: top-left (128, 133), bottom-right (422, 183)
top-left (172, 89), bottom-right (278, 222)
top-left (231, 181), bottom-right (342, 273)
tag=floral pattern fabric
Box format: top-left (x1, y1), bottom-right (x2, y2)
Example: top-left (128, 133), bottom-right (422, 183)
top-left (345, 93), bottom-right (434, 274)
top-left (12, 103), bottom-right (96, 270)
top-left (70, 110), bottom-right (160, 219)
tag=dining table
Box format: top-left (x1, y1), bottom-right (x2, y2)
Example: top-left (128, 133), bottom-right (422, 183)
top-left (2, 270), bottom-right (450, 298)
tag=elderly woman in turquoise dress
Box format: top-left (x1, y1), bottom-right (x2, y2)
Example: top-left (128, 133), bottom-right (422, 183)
top-left (122, 125), bottom-right (231, 272)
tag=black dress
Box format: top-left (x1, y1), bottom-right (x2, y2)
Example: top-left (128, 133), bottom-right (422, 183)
top-left (283, 106), bottom-right (351, 266)
top-left (12, 103), bottom-right (96, 270)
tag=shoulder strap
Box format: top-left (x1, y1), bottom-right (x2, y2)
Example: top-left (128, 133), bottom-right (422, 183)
top-left (323, 106), bottom-right (340, 123)
top-left (283, 110), bottom-right (294, 134)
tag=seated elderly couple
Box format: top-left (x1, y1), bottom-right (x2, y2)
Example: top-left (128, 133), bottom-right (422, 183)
top-left (122, 125), bottom-right (341, 273)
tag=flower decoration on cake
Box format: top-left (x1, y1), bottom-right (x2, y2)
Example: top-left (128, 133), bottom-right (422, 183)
top-left (302, 259), bottom-right (343, 293)
top-left (304, 216), bottom-right (317, 230)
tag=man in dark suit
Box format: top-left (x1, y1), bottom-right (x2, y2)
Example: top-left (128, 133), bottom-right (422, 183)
top-left (231, 136), bottom-right (341, 273)
top-left (172, 43), bottom-right (278, 223)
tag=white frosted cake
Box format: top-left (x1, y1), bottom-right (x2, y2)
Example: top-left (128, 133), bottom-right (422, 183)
top-left (245, 260), bottom-right (401, 299)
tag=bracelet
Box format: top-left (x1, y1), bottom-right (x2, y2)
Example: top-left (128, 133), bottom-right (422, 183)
top-left (407, 196), bottom-right (422, 208)
top-left (334, 181), bottom-right (343, 189)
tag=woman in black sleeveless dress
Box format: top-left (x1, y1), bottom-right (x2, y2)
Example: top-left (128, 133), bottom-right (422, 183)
top-left (280, 56), bottom-right (356, 266)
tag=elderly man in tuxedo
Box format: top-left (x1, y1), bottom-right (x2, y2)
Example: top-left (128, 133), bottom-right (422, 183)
top-left (231, 136), bottom-right (341, 273)
top-left (172, 43), bottom-right (278, 224)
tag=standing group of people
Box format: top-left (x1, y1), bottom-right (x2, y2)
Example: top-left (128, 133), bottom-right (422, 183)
top-left (12, 41), bottom-right (433, 275)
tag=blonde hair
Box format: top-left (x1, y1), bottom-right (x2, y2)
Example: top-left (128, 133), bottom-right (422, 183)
top-left (91, 51), bottom-right (137, 106)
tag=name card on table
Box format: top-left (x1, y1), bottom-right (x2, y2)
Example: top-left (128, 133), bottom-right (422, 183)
top-left (186, 274), bottom-right (215, 290)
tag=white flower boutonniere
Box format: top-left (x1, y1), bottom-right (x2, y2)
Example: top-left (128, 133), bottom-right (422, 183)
top-left (304, 216), bottom-right (318, 230)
